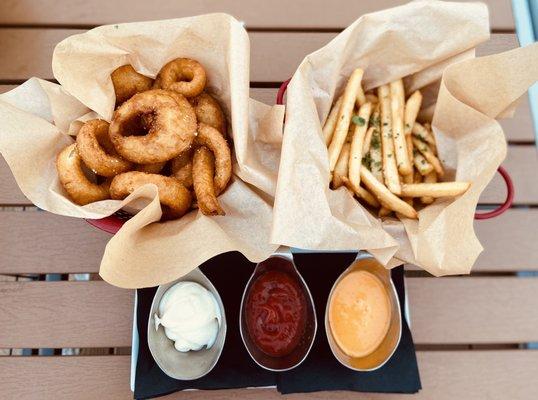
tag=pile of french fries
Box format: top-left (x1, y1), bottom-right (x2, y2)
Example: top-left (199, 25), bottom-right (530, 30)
top-left (326, 68), bottom-right (470, 219)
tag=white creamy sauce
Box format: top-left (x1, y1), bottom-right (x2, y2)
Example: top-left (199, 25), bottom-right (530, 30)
top-left (155, 281), bottom-right (221, 352)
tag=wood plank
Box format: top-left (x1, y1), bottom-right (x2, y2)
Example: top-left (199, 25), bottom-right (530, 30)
top-left (0, 281), bottom-right (133, 348)
top-left (479, 146), bottom-right (538, 205)
top-left (0, 211), bottom-right (109, 274)
top-left (0, 0), bottom-right (515, 30)
top-left (1, 144), bottom-right (535, 208)
top-left (0, 208), bottom-right (536, 276)
top-left (474, 208), bottom-right (538, 271)
top-left (0, 31), bottom-right (518, 82)
top-left (0, 356), bottom-right (132, 400)
top-left (1, 277), bottom-right (536, 348)
top-left (0, 156), bottom-right (30, 204)
top-left (409, 277), bottom-right (538, 344)
top-left (1, 351), bottom-right (537, 400)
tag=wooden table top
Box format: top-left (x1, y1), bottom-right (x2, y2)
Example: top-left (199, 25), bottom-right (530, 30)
top-left (1, 1), bottom-right (537, 399)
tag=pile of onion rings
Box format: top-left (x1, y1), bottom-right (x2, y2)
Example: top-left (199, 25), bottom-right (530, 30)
top-left (56, 58), bottom-right (232, 219)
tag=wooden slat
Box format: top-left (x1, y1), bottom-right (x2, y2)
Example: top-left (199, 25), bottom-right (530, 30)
top-left (479, 146), bottom-right (538, 205)
top-left (0, 281), bottom-right (133, 348)
top-left (474, 208), bottom-right (538, 270)
top-left (1, 277), bottom-right (536, 348)
top-left (1, 351), bottom-right (538, 400)
top-left (0, 31), bottom-right (518, 82)
top-left (1, 208), bottom-right (537, 275)
top-left (0, 212), bottom-right (109, 274)
top-left (0, 356), bottom-right (132, 400)
top-left (409, 277), bottom-right (538, 344)
top-left (0, 0), bottom-right (515, 30)
top-left (0, 156), bottom-right (30, 204)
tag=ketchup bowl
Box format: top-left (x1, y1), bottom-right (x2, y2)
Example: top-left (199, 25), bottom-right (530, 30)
top-left (325, 252), bottom-right (402, 371)
top-left (239, 253), bottom-right (317, 371)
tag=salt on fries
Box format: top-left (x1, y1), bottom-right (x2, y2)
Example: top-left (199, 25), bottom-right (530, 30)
top-left (325, 71), bottom-right (470, 219)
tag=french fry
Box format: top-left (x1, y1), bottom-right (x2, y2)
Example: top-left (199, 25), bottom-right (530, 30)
top-left (379, 207), bottom-right (392, 217)
top-left (348, 102), bottom-right (373, 190)
top-left (360, 168), bottom-right (417, 219)
top-left (345, 120), bottom-right (355, 142)
top-left (390, 79), bottom-right (412, 175)
top-left (362, 126), bottom-right (375, 156)
top-left (402, 172), bottom-right (414, 206)
top-left (412, 137), bottom-right (444, 177)
top-left (404, 90), bottom-right (422, 136)
top-left (332, 143), bottom-right (350, 189)
top-left (328, 68), bottom-right (365, 171)
top-left (377, 85), bottom-right (401, 195)
top-left (413, 149), bottom-right (434, 176)
top-left (424, 123), bottom-right (438, 155)
top-left (365, 93), bottom-right (378, 104)
top-left (412, 122), bottom-right (435, 147)
top-left (420, 171), bottom-right (437, 204)
top-left (369, 129), bottom-right (383, 182)
top-left (341, 176), bottom-right (380, 208)
top-left (323, 95), bottom-right (343, 145)
top-left (413, 171), bottom-right (423, 183)
top-left (401, 181), bottom-right (471, 198)
top-left (405, 134), bottom-right (414, 169)
top-left (356, 83), bottom-right (367, 107)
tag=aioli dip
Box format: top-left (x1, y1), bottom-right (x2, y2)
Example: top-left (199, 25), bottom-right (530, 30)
top-left (154, 281), bottom-right (221, 352)
top-left (245, 270), bottom-right (307, 357)
top-left (328, 270), bottom-right (391, 358)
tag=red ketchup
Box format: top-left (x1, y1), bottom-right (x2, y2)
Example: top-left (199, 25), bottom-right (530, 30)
top-left (245, 270), bottom-right (307, 357)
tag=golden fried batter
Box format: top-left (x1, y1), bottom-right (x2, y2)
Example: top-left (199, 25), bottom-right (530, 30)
top-left (109, 91), bottom-right (196, 164)
top-left (110, 171), bottom-right (192, 219)
top-left (190, 93), bottom-right (227, 137)
top-left (56, 144), bottom-right (110, 205)
top-left (111, 65), bottom-right (153, 106)
top-left (193, 146), bottom-right (225, 216)
top-left (195, 123), bottom-right (232, 195)
top-left (153, 58), bottom-right (206, 98)
top-left (76, 119), bottom-right (132, 177)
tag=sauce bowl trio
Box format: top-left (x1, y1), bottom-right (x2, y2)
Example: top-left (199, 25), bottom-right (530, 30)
top-left (148, 252), bottom-right (402, 380)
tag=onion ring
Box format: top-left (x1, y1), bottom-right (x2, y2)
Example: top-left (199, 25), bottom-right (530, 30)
top-left (76, 119), bottom-right (133, 177)
top-left (109, 90), bottom-right (196, 164)
top-left (153, 58), bottom-right (206, 98)
top-left (195, 123), bottom-right (232, 194)
top-left (56, 144), bottom-right (110, 205)
top-left (111, 65), bottom-right (153, 106)
top-left (170, 149), bottom-right (193, 188)
top-left (190, 93), bottom-right (227, 137)
top-left (135, 162), bottom-right (166, 174)
top-left (110, 171), bottom-right (192, 219)
top-left (193, 146), bottom-right (225, 216)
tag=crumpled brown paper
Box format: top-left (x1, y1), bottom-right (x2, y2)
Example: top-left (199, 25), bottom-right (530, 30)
top-left (271, 0), bottom-right (538, 276)
top-left (0, 14), bottom-right (283, 288)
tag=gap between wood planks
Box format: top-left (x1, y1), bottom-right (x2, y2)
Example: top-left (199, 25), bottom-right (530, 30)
top-left (0, 24), bottom-right (516, 33)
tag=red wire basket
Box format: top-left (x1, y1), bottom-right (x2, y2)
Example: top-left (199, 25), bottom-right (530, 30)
top-left (87, 79), bottom-right (514, 234)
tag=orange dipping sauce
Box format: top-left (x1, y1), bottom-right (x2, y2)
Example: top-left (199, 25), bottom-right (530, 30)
top-left (328, 270), bottom-right (391, 358)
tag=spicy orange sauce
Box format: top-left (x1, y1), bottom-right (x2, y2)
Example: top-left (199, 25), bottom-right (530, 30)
top-left (329, 270), bottom-right (391, 358)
